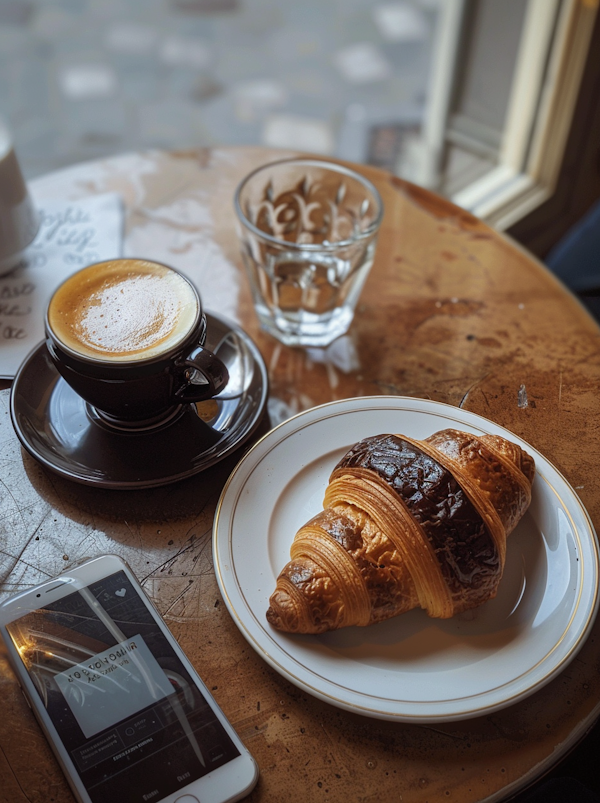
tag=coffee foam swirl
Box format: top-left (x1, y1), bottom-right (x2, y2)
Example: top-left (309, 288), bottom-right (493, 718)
top-left (48, 260), bottom-right (199, 361)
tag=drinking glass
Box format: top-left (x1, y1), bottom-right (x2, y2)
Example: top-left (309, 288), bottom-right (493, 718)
top-left (234, 158), bottom-right (383, 347)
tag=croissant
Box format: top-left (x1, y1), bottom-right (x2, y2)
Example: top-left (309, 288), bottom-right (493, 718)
top-left (267, 429), bottom-right (535, 634)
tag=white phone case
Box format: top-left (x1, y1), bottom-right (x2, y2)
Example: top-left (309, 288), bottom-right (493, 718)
top-left (0, 554), bottom-right (258, 803)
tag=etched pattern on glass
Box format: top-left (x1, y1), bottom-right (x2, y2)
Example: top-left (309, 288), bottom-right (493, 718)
top-left (244, 176), bottom-right (376, 246)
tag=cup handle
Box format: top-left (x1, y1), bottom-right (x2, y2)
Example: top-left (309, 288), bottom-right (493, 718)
top-left (175, 346), bottom-right (229, 403)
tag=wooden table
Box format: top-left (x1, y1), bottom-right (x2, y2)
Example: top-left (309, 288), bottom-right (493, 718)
top-left (1, 147), bottom-right (600, 803)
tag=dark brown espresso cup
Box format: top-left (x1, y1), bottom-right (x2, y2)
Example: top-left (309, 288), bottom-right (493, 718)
top-left (45, 259), bottom-right (229, 425)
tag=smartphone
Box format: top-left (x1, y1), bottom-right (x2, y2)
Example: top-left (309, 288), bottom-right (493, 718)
top-left (0, 554), bottom-right (258, 803)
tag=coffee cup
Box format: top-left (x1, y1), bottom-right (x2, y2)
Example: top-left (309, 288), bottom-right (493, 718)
top-left (45, 258), bottom-right (229, 426)
top-left (0, 118), bottom-right (39, 275)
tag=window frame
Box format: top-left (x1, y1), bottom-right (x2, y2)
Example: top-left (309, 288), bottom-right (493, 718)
top-left (420, 0), bottom-right (599, 231)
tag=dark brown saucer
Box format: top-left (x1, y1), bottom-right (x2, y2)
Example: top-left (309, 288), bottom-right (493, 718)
top-left (10, 312), bottom-right (269, 489)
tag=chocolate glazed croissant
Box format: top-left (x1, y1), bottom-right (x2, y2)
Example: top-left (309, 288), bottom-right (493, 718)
top-left (267, 429), bottom-right (535, 634)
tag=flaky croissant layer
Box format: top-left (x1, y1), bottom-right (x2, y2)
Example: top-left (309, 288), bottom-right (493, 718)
top-left (266, 429), bottom-right (535, 634)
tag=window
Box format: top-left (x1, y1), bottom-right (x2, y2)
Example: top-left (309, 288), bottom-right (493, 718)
top-left (412, 0), bottom-right (598, 231)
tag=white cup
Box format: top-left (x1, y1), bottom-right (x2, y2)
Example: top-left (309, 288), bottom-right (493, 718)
top-left (0, 119), bottom-right (39, 276)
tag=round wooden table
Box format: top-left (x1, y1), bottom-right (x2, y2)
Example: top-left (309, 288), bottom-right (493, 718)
top-left (1, 147), bottom-right (600, 803)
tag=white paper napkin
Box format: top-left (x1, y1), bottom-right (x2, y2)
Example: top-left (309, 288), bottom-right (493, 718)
top-left (0, 192), bottom-right (123, 378)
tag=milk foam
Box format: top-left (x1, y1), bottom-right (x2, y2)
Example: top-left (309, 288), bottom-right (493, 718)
top-left (48, 260), bottom-right (199, 361)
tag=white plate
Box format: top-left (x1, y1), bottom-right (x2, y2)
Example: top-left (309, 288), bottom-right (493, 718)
top-left (213, 396), bottom-right (599, 722)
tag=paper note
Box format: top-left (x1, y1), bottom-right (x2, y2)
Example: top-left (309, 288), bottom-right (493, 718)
top-left (0, 192), bottom-right (123, 378)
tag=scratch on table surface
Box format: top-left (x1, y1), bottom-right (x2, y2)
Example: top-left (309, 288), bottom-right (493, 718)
top-left (419, 725), bottom-right (469, 741)
top-left (141, 526), bottom-right (211, 581)
top-left (161, 580), bottom-right (196, 617)
top-left (123, 519), bottom-right (145, 550)
top-left (75, 531), bottom-right (102, 551)
top-left (0, 477), bottom-right (42, 536)
top-left (0, 505), bottom-right (54, 585)
top-left (0, 551), bottom-right (53, 588)
top-left (558, 370), bottom-right (563, 410)
top-left (459, 373), bottom-right (491, 408)
top-left (0, 742), bottom-right (36, 803)
top-left (191, 536), bottom-right (214, 573)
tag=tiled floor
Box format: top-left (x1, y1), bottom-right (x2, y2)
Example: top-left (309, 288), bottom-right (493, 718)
top-left (0, 0), bottom-right (436, 180)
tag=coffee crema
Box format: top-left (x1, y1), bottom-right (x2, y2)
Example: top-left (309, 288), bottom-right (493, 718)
top-left (48, 259), bottom-right (199, 362)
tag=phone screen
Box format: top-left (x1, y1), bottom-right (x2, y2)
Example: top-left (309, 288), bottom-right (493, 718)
top-left (5, 570), bottom-right (240, 803)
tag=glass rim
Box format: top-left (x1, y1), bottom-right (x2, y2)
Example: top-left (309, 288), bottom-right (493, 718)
top-left (233, 157), bottom-right (384, 251)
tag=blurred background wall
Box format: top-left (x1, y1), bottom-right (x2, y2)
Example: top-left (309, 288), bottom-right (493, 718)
top-left (1, 0), bottom-right (599, 262)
